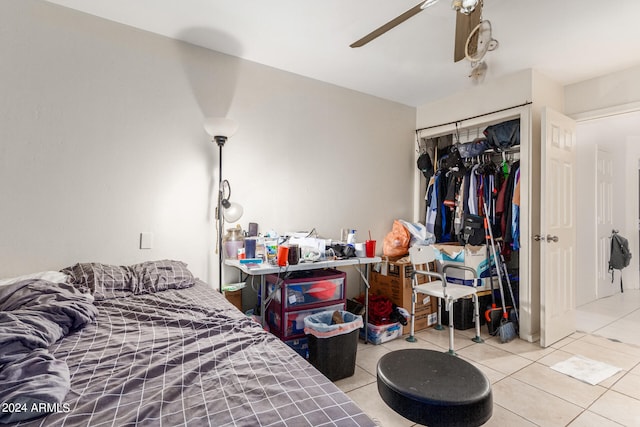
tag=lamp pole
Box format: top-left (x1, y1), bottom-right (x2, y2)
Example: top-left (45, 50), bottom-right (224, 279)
top-left (203, 117), bottom-right (238, 294)
top-left (217, 139), bottom-right (225, 293)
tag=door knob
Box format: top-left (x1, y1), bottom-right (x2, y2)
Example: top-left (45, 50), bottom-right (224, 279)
top-left (546, 234), bottom-right (559, 243)
top-left (533, 234), bottom-right (544, 241)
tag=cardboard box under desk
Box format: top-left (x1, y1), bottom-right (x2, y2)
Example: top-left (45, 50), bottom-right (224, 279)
top-left (224, 289), bottom-right (242, 311)
top-left (370, 258), bottom-right (438, 334)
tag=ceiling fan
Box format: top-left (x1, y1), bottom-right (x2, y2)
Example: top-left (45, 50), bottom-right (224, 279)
top-left (350, 0), bottom-right (482, 62)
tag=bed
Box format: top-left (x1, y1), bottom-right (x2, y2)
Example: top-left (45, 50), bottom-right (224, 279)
top-left (0, 260), bottom-right (375, 426)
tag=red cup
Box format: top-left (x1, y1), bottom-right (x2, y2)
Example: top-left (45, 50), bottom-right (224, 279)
top-left (365, 240), bottom-right (376, 258)
top-left (277, 245), bottom-right (289, 267)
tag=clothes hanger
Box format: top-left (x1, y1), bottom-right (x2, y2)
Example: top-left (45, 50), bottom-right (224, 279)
top-left (501, 151), bottom-right (509, 178)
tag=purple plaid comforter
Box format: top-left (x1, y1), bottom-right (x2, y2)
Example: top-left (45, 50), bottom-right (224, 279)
top-left (4, 281), bottom-right (374, 427)
top-left (0, 280), bottom-right (97, 424)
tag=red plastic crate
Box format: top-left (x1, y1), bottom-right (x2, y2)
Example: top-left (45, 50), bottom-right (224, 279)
top-left (265, 269), bottom-right (346, 340)
top-left (266, 269), bottom-right (346, 309)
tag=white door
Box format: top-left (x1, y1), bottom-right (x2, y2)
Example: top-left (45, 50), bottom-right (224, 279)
top-left (540, 107), bottom-right (577, 347)
top-left (596, 148), bottom-right (615, 298)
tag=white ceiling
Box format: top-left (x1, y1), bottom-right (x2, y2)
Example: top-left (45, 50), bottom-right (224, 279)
top-left (43, 0), bottom-right (640, 107)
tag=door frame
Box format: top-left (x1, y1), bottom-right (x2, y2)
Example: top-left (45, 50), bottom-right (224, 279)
top-left (624, 137), bottom-right (640, 290)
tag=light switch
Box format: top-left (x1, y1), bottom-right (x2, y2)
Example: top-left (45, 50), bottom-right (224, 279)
top-left (140, 232), bottom-right (153, 249)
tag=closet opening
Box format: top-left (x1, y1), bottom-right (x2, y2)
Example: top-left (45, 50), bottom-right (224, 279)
top-left (416, 117), bottom-right (522, 333)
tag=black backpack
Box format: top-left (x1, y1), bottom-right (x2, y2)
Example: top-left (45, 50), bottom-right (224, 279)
top-left (460, 213), bottom-right (485, 246)
top-left (609, 231), bottom-right (632, 292)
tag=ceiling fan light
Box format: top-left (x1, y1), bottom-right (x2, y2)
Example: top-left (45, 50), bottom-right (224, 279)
top-left (451, 0), bottom-right (478, 14)
top-left (420, 0), bottom-right (440, 9)
top-left (462, 0), bottom-right (479, 14)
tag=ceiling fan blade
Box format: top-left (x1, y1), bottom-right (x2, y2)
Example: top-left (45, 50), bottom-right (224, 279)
top-left (350, 2), bottom-right (425, 48)
top-left (453, 5), bottom-right (481, 62)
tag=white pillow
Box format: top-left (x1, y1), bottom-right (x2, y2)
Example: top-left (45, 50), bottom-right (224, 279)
top-left (0, 271), bottom-right (69, 287)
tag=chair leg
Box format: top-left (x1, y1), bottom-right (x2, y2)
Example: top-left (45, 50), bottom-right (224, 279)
top-left (447, 299), bottom-right (456, 355)
top-left (406, 288), bottom-right (417, 343)
top-left (471, 293), bottom-right (484, 344)
top-left (435, 297), bottom-right (444, 331)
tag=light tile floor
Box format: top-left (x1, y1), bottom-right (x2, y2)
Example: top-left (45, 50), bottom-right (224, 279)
top-left (338, 290), bottom-right (640, 426)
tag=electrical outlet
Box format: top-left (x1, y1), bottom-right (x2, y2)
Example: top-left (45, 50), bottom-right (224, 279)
top-left (140, 232), bottom-right (153, 249)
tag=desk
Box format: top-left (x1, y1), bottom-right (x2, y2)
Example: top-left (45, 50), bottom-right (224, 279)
top-left (225, 257), bottom-right (381, 343)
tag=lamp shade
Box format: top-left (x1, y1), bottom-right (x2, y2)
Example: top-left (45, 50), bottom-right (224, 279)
top-left (204, 117), bottom-right (239, 139)
top-left (223, 202), bottom-right (243, 223)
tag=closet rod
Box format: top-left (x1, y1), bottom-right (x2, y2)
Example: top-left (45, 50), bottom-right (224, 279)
top-left (415, 101), bottom-right (533, 134)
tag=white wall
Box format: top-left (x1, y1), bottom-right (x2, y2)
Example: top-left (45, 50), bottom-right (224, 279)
top-left (416, 69), bottom-right (533, 129)
top-left (0, 1), bottom-right (416, 298)
top-left (565, 64), bottom-right (640, 118)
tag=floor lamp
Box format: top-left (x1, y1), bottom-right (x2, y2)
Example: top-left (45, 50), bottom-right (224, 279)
top-left (204, 117), bottom-right (242, 292)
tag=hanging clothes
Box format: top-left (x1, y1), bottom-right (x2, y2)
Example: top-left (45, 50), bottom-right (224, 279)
top-left (496, 170), bottom-right (510, 238)
top-left (433, 171), bottom-right (445, 242)
top-left (426, 140), bottom-right (520, 248)
top-left (436, 172), bottom-right (455, 242)
top-left (511, 167), bottom-right (521, 250)
top-left (467, 164), bottom-right (480, 215)
top-left (502, 160), bottom-right (519, 245)
top-left (425, 178), bottom-right (437, 234)
top-left (462, 168), bottom-right (472, 214)
top-left (454, 175), bottom-right (466, 236)
top-left (497, 160), bottom-right (519, 258)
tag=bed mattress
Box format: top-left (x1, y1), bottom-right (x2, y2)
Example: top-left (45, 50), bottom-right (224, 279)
top-left (4, 280), bottom-right (374, 426)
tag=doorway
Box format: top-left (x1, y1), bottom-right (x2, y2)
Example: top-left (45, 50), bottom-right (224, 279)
top-left (574, 109), bottom-right (640, 344)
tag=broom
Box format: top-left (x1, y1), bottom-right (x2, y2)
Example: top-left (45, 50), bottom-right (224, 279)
top-left (483, 201), bottom-right (517, 343)
top-left (496, 239), bottom-right (519, 328)
top-left (483, 218), bottom-right (501, 336)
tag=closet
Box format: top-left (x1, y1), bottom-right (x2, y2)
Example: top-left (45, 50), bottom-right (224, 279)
top-left (413, 106), bottom-right (534, 342)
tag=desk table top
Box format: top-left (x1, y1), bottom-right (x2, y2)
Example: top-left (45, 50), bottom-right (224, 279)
top-left (224, 256), bottom-right (382, 276)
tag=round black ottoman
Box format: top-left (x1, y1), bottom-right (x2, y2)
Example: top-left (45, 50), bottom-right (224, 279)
top-left (377, 349), bottom-right (492, 427)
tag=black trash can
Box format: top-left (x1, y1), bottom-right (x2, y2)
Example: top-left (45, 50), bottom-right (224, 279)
top-left (304, 310), bottom-right (363, 381)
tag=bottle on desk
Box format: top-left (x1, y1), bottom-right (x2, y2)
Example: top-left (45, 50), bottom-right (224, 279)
top-left (223, 226), bottom-right (245, 259)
